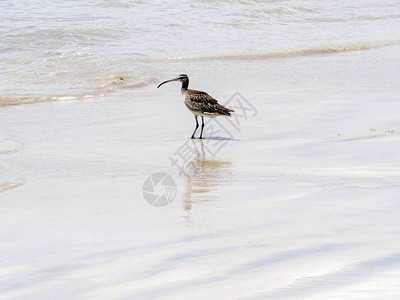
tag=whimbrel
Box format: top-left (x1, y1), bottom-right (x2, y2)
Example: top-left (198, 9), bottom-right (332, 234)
top-left (157, 74), bottom-right (234, 139)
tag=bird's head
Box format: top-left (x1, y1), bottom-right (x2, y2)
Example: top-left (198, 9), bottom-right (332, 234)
top-left (157, 74), bottom-right (188, 88)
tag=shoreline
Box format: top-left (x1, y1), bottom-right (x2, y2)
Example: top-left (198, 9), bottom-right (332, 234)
top-left (2, 42), bottom-right (400, 108)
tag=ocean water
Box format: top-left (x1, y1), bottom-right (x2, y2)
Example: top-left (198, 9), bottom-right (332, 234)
top-left (1, 0), bottom-right (400, 105)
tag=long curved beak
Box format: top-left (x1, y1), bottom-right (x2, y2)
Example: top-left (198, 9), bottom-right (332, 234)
top-left (157, 78), bottom-right (179, 88)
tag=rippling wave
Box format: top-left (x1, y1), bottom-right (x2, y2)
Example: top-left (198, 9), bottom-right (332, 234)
top-left (160, 42), bottom-right (399, 61)
top-left (0, 73), bottom-right (157, 107)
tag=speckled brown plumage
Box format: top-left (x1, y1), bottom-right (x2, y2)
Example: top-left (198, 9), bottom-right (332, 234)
top-left (183, 89), bottom-right (233, 117)
top-left (157, 74), bottom-right (234, 139)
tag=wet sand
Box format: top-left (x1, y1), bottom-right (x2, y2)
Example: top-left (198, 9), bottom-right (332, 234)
top-left (1, 45), bottom-right (400, 299)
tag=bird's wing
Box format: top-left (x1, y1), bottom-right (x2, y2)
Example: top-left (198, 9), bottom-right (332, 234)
top-left (185, 90), bottom-right (233, 116)
top-left (187, 90), bottom-right (219, 105)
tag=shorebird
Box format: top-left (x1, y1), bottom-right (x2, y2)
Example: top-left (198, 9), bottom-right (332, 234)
top-left (157, 74), bottom-right (234, 139)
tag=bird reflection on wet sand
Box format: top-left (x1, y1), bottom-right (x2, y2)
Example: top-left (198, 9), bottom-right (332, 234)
top-left (183, 139), bottom-right (234, 214)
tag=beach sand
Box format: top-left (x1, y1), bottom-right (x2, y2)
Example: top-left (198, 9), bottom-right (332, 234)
top-left (1, 45), bottom-right (400, 299)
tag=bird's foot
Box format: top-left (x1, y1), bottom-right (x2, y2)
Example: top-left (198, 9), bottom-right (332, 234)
top-left (191, 136), bottom-right (196, 139)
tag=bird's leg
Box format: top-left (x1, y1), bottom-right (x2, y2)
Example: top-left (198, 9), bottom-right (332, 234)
top-left (191, 116), bottom-right (199, 139)
top-left (199, 116), bottom-right (205, 139)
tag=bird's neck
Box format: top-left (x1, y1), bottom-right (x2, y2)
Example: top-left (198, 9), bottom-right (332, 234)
top-left (181, 80), bottom-right (189, 92)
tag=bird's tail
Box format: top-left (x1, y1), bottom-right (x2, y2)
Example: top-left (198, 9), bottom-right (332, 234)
top-left (225, 107), bottom-right (235, 117)
top-left (213, 104), bottom-right (234, 116)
